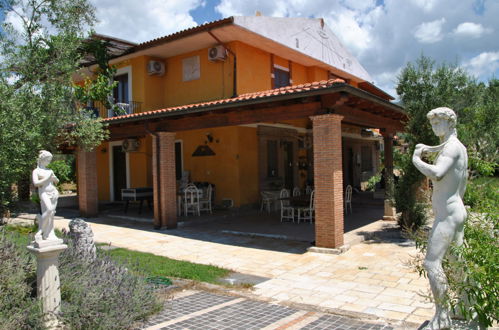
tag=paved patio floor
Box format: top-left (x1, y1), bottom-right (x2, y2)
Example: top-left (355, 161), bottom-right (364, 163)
top-left (9, 207), bottom-right (434, 328)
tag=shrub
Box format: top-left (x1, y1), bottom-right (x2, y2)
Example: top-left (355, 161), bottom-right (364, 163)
top-left (58, 238), bottom-right (162, 329)
top-left (0, 229), bottom-right (45, 330)
top-left (447, 212), bottom-right (499, 327)
top-left (464, 177), bottom-right (499, 212)
top-left (366, 173), bottom-right (381, 192)
top-left (0, 225), bottom-right (162, 329)
top-left (395, 153), bottom-right (428, 230)
top-left (47, 158), bottom-right (75, 184)
top-left (413, 179), bottom-right (498, 328)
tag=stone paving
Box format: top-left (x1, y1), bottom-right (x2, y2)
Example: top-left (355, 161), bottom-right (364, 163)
top-left (9, 211), bottom-right (434, 328)
top-left (141, 290), bottom-right (395, 330)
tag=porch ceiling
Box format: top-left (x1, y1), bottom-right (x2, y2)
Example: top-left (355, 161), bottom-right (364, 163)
top-left (106, 79), bottom-right (406, 141)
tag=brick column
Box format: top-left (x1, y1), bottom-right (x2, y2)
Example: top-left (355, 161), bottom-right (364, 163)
top-left (311, 114), bottom-right (344, 248)
top-left (152, 132), bottom-right (177, 229)
top-left (382, 131), bottom-right (397, 220)
top-left (77, 149), bottom-right (98, 217)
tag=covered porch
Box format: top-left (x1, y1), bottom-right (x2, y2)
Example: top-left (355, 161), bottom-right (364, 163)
top-left (76, 79), bottom-right (405, 250)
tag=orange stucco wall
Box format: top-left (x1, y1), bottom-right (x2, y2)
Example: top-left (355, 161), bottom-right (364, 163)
top-left (291, 62), bottom-right (308, 85)
top-left (176, 126), bottom-right (256, 207)
top-left (95, 144), bottom-right (110, 201)
top-left (234, 41), bottom-right (271, 94)
top-left (92, 40), bottom-right (349, 205)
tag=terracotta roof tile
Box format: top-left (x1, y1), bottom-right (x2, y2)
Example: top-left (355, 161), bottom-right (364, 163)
top-left (103, 78), bottom-right (346, 123)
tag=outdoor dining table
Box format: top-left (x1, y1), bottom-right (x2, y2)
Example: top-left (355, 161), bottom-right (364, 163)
top-left (279, 195), bottom-right (311, 207)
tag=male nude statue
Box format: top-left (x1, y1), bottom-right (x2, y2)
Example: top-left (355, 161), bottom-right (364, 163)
top-left (412, 107), bottom-right (468, 330)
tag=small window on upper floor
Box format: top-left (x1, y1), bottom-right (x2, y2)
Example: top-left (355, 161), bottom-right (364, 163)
top-left (273, 67), bottom-right (290, 89)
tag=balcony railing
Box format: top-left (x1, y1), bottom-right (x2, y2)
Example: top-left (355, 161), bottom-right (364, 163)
top-left (83, 100), bottom-right (143, 118)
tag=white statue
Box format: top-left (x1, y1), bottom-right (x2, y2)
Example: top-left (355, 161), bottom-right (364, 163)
top-left (32, 150), bottom-right (59, 241)
top-left (412, 107), bottom-right (468, 330)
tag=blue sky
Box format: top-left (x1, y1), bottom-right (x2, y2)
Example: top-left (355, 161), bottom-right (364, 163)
top-left (2, 0), bottom-right (498, 96)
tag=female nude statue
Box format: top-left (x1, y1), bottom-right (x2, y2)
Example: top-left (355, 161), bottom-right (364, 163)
top-left (32, 150), bottom-right (60, 241)
top-left (412, 107), bottom-right (468, 330)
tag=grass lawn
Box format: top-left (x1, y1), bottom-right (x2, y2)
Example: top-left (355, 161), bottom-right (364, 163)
top-left (3, 224), bottom-right (230, 284)
top-left (103, 248), bottom-right (229, 284)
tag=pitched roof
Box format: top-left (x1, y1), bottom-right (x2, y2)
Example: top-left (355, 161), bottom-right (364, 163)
top-left (104, 79), bottom-right (404, 125)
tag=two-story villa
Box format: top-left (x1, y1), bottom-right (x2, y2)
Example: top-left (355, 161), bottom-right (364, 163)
top-left (75, 16), bottom-right (405, 250)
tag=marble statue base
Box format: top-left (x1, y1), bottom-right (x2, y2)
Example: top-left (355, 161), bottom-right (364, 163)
top-left (383, 199), bottom-right (397, 221)
top-left (27, 240), bottom-right (67, 328)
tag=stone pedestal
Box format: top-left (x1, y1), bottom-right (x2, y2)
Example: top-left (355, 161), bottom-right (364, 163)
top-left (27, 239), bottom-right (67, 327)
top-left (383, 199), bottom-right (397, 221)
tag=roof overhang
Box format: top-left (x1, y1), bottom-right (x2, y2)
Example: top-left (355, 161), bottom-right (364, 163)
top-left (104, 81), bottom-right (406, 140)
top-left (90, 17), bottom-right (371, 85)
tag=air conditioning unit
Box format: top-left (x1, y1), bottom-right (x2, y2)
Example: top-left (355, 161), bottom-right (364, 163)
top-left (147, 60), bottom-right (165, 76)
top-left (208, 45), bottom-right (227, 62)
top-left (122, 138), bottom-right (140, 152)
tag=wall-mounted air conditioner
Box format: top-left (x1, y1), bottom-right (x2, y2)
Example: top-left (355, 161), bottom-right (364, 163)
top-left (147, 60), bottom-right (165, 76)
top-left (208, 45), bottom-right (227, 62)
top-left (122, 138), bottom-right (140, 152)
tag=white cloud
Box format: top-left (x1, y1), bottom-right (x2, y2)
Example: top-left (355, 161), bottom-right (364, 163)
top-left (341, 0), bottom-right (377, 12)
top-left (453, 22), bottom-right (490, 38)
top-left (91, 0), bottom-right (202, 43)
top-left (410, 0), bottom-right (438, 12)
top-left (84, 0), bottom-right (499, 95)
top-left (463, 51), bottom-right (499, 78)
top-left (215, 0), bottom-right (499, 90)
top-left (414, 18), bottom-right (446, 43)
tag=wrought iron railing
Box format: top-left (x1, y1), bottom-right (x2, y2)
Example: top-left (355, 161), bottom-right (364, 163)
top-left (83, 100), bottom-right (142, 118)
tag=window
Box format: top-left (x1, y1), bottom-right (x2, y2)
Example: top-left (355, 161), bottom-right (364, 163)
top-left (113, 74), bottom-right (129, 103)
top-left (267, 140), bottom-right (278, 177)
top-left (273, 68), bottom-right (290, 88)
top-left (361, 146), bottom-right (373, 172)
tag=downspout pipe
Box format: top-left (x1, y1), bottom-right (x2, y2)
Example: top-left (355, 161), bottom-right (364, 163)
top-left (207, 30), bottom-right (237, 98)
top-left (145, 123), bottom-right (162, 230)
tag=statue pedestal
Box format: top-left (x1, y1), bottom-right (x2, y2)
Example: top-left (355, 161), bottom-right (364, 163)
top-left (27, 240), bottom-right (67, 328)
top-left (383, 199), bottom-right (397, 221)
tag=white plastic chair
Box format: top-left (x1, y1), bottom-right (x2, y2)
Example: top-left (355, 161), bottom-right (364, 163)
top-left (184, 184), bottom-right (200, 216)
top-left (297, 190), bottom-right (315, 223)
top-left (260, 191), bottom-right (273, 213)
top-left (305, 185), bottom-right (313, 195)
top-left (280, 188), bottom-right (295, 222)
top-left (292, 187), bottom-right (301, 197)
top-left (199, 184), bottom-right (213, 214)
top-left (345, 185), bottom-right (353, 214)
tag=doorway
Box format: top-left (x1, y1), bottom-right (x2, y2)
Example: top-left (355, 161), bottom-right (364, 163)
top-left (112, 146), bottom-right (126, 201)
top-left (109, 141), bottom-right (130, 201)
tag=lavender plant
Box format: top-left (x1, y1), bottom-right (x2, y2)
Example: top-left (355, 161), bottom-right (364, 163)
top-left (0, 230), bottom-right (45, 330)
top-left (58, 238), bottom-right (162, 329)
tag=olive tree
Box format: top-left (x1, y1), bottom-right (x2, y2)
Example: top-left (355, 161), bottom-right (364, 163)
top-left (0, 0), bottom-right (110, 217)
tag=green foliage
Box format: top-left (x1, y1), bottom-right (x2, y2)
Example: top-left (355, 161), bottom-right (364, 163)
top-left (366, 173), bottom-right (381, 192)
top-left (47, 159), bottom-right (75, 184)
top-left (412, 178), bottom-right (498, 327)
top-left (468, 154), bottom-right (497, 178)
top-left (0, 0), bottom-right (112, 217)
top-left (394, 54), bottom-right (493, 229)
top-left (458, 79), bottom-right (499, 168)
top-left (0, 226), bottom-right (162, 329)
top-left (0, 229), bottom-right (45, 329)
top-left (464, 177), bottom-right (499, 212)
top-left (58, 241), bottom-right (162, 329)
top-left (105, 247), bottom-right (230, 284)
top-left (447, 212), bottom-right (499, 327)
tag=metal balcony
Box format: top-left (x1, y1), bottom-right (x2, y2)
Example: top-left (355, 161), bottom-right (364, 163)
top-left (84, 100), bottom-right (143, 118)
